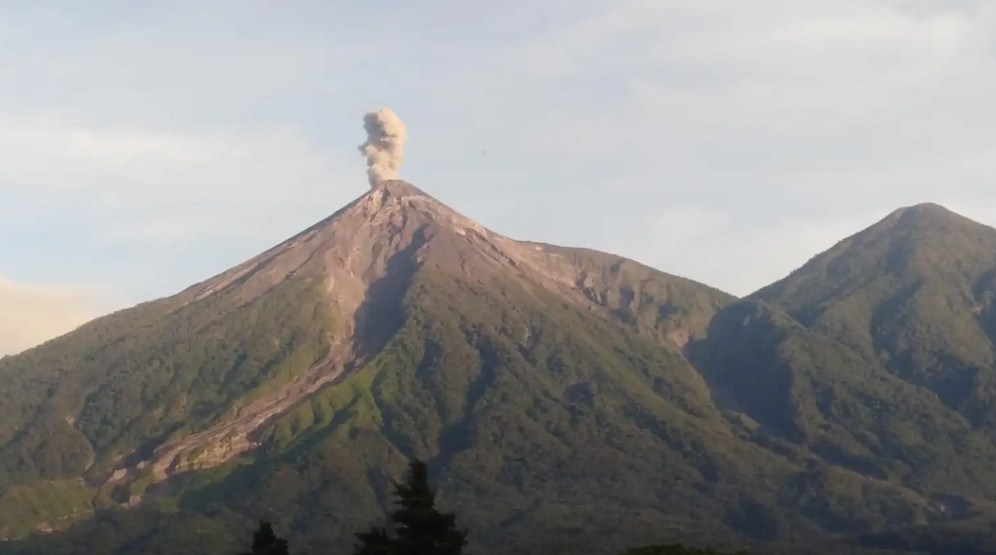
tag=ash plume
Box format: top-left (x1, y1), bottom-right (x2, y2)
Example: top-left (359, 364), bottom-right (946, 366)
top-left (358, 108), bottom-right (407, 188)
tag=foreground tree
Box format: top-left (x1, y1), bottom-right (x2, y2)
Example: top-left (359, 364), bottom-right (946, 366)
top-left (354, 458), bottom-right (468, 555)
top-left (354, 527), bottom-right (394, 555)
top-left (239, 521), bottom-right (290, 555)
top-left (622, 545), bottom-right (750, 555)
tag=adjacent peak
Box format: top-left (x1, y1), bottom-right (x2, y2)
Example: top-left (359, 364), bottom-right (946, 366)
top-left (897, 201), bottom-right (951, 214)
top-left (751, 201), bottom-right (996, 304)
top-left (880, 202), bottom-right (978, 232)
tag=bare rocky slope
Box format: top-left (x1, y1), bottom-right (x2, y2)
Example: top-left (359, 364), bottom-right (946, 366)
top-left (3, 187), bottom-right (996, 555)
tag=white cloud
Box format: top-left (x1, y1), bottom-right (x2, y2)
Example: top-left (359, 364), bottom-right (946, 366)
top-left (0, 277), bottom-right (117, 355)
top-left (458, 0), bottom-right (996, 297)
top-left (614, 206), bottom-right (896, 296)
top-left (0, 116), bottom-right (362, 244)
top-left (627, 6), bottom-right (977, 133)
top-left (3, 0), bottom-right (996, 303)
top-left (481, 0), bottom-right (991, 154)
top-left (616, 194), bottom-right (996, 297)
top-left (0, 14), bottom-right (358, 127)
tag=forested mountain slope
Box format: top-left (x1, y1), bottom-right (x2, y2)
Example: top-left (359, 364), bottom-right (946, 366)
top-left (3, 189), bottom-right (996, 555)
top-left (751, 203), bottom-right (996, 426)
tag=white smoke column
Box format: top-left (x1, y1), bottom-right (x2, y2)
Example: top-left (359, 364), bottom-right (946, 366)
top-left (359, 108), bottom-right (407, 188)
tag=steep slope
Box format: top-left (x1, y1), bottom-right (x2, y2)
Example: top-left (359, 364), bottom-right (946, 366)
top-left (689, 300), bottom-right (996, 497)
top-left (751, 203), bottom-right (996, 424)
top-left (0, 181), bottom-right (739, 542)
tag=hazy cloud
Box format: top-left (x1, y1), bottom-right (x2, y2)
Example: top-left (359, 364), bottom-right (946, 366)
top-left (0, 116), bottom-right (360, 242)
top-left (616, 206), bottom-right (903, 296)
top-left (0, 277), bottom-right (116, 355)
top-left (3, 0), bottom-right (996, 304)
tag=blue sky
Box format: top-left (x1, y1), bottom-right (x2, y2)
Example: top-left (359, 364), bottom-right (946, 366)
top-left (3, 0), bottom-right (996, 354)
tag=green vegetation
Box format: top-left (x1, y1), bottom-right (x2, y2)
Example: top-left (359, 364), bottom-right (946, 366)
top-left (752, 203), bottom-right (996, 425)
top-left (0, 274), bottom-right (337, 518)
top-left (0, 264), bottom-right (950, 555)
top-left (0, 480), bottom-right (93, 538)
top-left (7, 201), bottom-right (996, 554)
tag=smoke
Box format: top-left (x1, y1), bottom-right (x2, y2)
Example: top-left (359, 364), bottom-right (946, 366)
top-left (358, 108), bottom-right (407, 188)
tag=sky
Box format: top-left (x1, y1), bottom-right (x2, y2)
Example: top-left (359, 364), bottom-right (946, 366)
top-left (2, 0), bottom-right (996, 355)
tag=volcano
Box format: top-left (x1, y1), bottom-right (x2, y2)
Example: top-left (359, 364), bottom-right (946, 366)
top-left (5, 188), bottom-right (996, 555)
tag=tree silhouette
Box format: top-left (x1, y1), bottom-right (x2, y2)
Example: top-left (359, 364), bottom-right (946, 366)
top-left (354, 459), bottom-right (468, 555)
top-left (354, 526), bottom-right (394, 555)
top-left (239, 521), bottom-right (290, 555)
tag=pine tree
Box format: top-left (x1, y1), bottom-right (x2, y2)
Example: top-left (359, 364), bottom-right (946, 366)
top-left (353, 458), bottom-right (468, 555)
top-left (354, 527), bottom-right (393, 555)
top-left (391, 459), bottom-right (467, 555)
top-left (239, 521), bottom-right (290, 555)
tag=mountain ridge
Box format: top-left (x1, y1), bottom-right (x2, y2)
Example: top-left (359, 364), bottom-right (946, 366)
top-left (3, 192), bottom-right (996, 554)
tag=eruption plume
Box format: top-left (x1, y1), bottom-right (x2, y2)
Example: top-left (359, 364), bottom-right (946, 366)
top-left (358, 108), bottom-right (407, 188)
